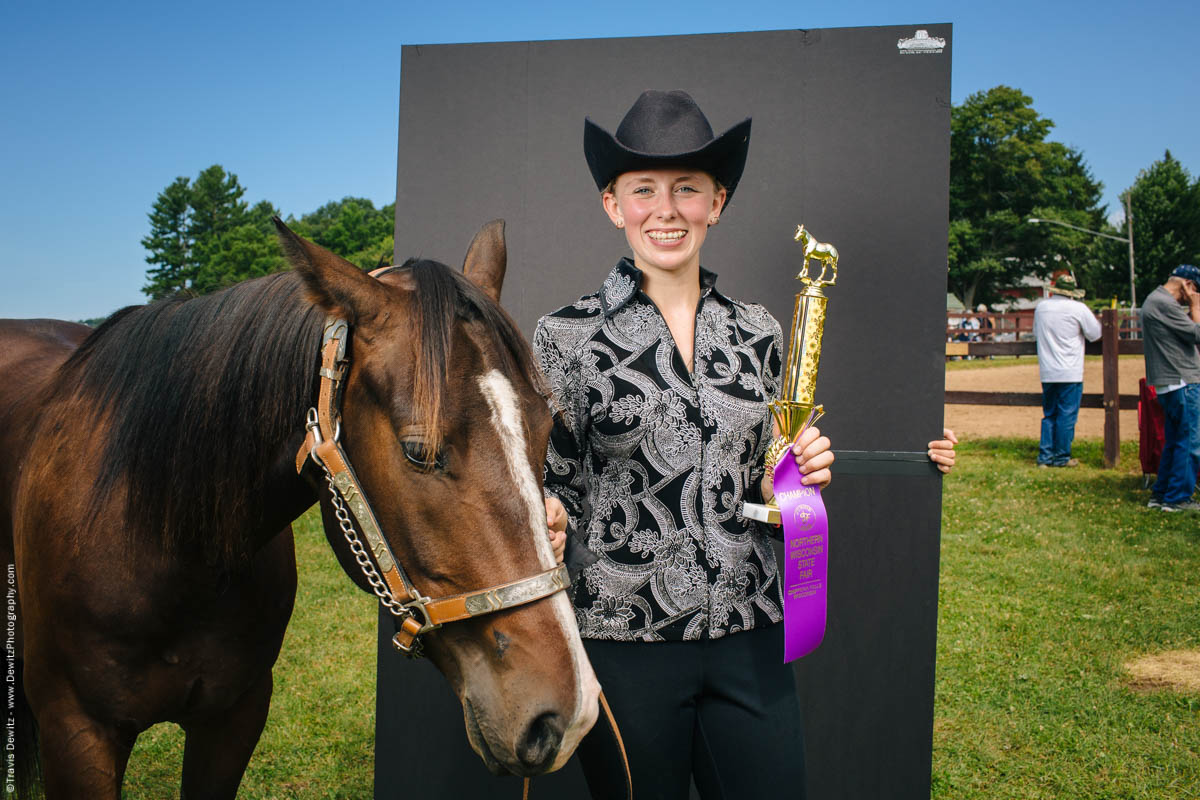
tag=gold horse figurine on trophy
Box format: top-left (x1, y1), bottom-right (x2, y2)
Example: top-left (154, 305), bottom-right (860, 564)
top-left (794, 224), bottom-right (839, 286)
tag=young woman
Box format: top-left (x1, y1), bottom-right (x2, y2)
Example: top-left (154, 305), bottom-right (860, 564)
top-left (533, 90), bottom-right (954, 798)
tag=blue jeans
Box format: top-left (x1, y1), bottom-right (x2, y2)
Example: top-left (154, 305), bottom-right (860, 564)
top-left (1151, 383), bottom-right (1200, 505)
top-left (1039, 382), bottom-right (1083, 466)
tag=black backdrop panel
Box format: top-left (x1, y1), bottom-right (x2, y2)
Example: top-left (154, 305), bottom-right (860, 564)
top-left (378, 24), bottom-right (951, 799)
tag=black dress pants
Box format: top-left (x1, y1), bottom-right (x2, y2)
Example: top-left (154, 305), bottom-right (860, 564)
top-left (576, 625), bottom-right (807, 800)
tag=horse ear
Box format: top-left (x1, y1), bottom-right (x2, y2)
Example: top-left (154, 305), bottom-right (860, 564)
top-left (462, 219), bottom-right (507, 303)
top-left (273, 218), bottom-right (390, 324)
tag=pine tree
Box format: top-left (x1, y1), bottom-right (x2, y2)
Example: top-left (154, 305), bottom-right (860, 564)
top-left (141, 177), bottom-right (195, 300)
top-left (141, 166), bottom-right (286, 298)
top-left (142, 170), bottom-right (397, 298)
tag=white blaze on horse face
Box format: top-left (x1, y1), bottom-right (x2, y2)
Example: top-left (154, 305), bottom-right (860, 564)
top-left (477, 370), bottom-right (555, 568)
top-left (476, 370), bottom-right (600, 767)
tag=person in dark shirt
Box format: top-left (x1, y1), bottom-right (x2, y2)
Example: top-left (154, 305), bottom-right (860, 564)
top-left (1142, 264), bottom-right (1200, 511)
top-left (533, 90), bottom-right (955, 798)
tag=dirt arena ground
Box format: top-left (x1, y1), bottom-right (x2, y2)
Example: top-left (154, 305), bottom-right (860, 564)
top-left (944, 357), bottom-right (1144, 441)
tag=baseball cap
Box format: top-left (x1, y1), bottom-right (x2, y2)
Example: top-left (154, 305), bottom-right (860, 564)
top-left (1171, 264), bottom-right (1200, 284)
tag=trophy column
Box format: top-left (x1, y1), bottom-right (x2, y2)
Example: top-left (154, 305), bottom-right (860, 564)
top-left (742, 224), bottom-right (838, 524)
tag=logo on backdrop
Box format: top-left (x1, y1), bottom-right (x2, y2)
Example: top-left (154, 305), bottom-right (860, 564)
top-left (897, 30), bottom-right (946, 55)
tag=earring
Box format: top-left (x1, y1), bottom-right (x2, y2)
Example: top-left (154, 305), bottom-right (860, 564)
top-left (616, 220), bottom-right (625, 229)
top-left (709, 216), bottom-right (719, 226)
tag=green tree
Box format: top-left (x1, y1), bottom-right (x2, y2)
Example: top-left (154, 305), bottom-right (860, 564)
top-left (290, 197), bottom-right (395, 269)
top-left (949, 86), bottom-right (1106, 308)
top-left (1124, 151), bottom-right (1200, 301)
top-left (142, 176), bottom-right (195, 298)
top-left (187, 165), bottom-right (249, 271)
top-left (192, 201), bottom-right (286, 295)
top-left (143, 172), bottom-right (397, 299)
top-left (142, 166), bottom-right (286, 299)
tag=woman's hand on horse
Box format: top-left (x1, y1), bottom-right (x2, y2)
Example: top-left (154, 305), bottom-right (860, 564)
top-left (928, 428), bottom-right (958, 474)
top-left (792, 426), bottom-right (833, 489)
top-left (545, 496), bottom-right (567, 564)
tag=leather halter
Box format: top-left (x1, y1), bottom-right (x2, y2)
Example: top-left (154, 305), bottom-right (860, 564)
top-left (295, 316), bottom-right (570, 655)
top-left (297, 312), bottom-right (632, 799)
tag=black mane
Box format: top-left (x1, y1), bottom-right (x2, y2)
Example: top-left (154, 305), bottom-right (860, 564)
top-left (398, 258), bottom-right (544, 454)
top-left (58, 271), bottom-right (324, 564)
top-left (55, 260), bottom-right (540, 565)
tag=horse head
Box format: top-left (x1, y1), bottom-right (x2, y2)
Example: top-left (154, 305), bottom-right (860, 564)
top-left (275, 221), bottom-right (599, 776)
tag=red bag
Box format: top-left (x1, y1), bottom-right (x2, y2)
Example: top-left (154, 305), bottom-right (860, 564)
top-left (1138, 378), bottom-right (1164, 476)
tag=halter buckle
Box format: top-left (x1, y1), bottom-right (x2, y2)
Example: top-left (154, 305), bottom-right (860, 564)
top-left (321, 318), bottom-right (350, 364)
top-left (391, 614), bottom-right (427, 655)
top-left (305, 407), bottom-right (341, 447)
top-left (401, 596), bottom-right (440, 635)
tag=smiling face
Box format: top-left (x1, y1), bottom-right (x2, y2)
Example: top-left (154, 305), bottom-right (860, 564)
top-left (602, 169), bottom-right (726, 278)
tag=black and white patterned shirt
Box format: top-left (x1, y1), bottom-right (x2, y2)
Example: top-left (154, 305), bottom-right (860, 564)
top-left (534, 258), bottom-right (785, 642)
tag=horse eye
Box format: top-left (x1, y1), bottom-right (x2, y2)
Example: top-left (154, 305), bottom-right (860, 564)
top-left (401, 439), bottom-right (446, 472)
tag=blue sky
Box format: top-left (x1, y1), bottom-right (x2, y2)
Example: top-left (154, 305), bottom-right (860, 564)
top-left (4, 0), bottom-right (1198, 320)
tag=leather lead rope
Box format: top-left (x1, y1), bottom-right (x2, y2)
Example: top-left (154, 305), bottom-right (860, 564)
top-left (599, 691), bottom-right (633, 798)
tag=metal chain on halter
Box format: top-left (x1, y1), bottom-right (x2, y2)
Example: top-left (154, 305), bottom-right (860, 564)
top-left (315, 450), bottom-right (426, 659)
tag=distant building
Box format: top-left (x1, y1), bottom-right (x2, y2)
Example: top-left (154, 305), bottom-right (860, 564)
top-left (995, 274), bottom-right (1052, 310)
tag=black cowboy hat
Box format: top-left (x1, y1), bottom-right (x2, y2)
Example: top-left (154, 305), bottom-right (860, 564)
top-left (584, 90), bottom-right (752, 206)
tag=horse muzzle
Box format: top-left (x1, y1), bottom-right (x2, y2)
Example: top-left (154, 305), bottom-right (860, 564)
top-left (463, 696), bottom-right (570, 777)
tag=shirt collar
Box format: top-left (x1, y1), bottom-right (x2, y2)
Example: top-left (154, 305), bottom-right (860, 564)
top-left (598, 257), bottom-right (738, 317)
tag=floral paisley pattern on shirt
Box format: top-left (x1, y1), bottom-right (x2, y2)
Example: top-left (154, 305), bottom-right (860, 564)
top-left (534, 258), bottom-right (784, 642)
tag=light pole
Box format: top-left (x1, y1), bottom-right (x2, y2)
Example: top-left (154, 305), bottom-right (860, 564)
top-left (1028, 206), bottom-right (1137, 308)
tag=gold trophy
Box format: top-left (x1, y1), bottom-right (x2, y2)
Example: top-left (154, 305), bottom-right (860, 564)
top-left (742, 224), bottom-right (839, 525)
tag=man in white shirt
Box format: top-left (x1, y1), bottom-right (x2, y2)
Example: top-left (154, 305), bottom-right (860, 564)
top-left (1033, 273), bottom-right (1102, 467)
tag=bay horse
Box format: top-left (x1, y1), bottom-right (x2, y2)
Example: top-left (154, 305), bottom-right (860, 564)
top-left (0, 220), bottom-right (599, 798)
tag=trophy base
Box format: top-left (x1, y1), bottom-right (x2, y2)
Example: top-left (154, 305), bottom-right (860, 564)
top-left (742, 501), bottom-right (781, 525)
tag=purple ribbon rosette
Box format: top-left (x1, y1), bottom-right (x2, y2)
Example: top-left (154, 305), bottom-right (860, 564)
top-left (772, 438), bottom-right (829, 661)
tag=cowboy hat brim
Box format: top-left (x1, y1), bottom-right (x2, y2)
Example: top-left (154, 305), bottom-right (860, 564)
top-left (583, 116), bottom-right (752, 207)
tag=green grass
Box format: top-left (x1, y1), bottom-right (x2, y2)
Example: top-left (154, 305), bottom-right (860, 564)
top-left (121, 439), bottom-right (1200, 798)
top-left (934, 438), bottom-right (1200, 799)
top-left (122, 508), bottom-right (378, 799)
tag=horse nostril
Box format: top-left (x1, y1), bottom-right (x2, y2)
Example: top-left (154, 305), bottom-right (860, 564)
top-left (516, 711), bottom-right (564, 772)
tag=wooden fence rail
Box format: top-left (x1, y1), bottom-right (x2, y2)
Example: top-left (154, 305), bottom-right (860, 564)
top-left (945, 308), bottom-right (1142, 469)
top-left (946, 309), bottom-right (1142, 344)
